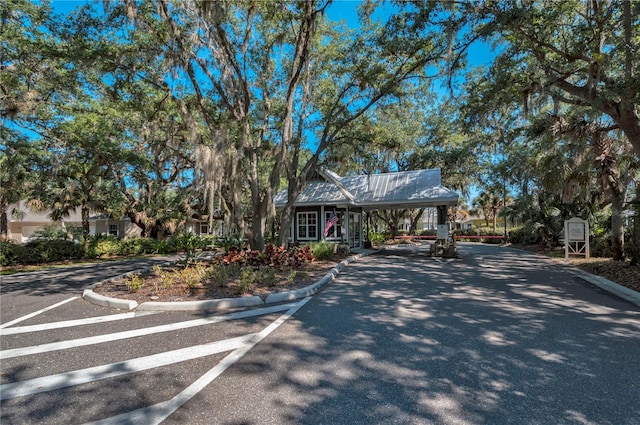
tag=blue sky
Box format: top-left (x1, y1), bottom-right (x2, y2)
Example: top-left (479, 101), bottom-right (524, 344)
top-left (51, 0), bottom-right (495, 72)
top-left (46, 0), bottom-right (492, 203)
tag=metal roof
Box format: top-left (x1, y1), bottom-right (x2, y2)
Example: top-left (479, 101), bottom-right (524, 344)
top-left (274, 168), bottom-right (459, 209)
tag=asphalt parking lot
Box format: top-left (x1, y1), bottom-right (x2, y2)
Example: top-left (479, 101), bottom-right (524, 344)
top-left (1, 243), bottom-right (639, 424)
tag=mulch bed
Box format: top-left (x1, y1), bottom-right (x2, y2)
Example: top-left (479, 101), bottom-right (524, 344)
top-left (93, 258), bottom-right (343, 303)
top-left (513, 244), bottom-right (640, 293)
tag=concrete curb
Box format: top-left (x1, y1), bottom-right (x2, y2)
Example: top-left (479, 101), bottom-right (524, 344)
top-left (502, 244), bottom-right (640, 307)
top-left (82, 250), bottom-right (378, 312)
top-left (136, 296), bottom-right (264, 312)
top-left (82, 289), bottom-right (139, 310)
top-left (565, 267), bottom-right (640, 307)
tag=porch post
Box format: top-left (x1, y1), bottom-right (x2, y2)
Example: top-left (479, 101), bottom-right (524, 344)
top-left (321, 205), bottom-right (325, 241)
top-left (345, 205), bottom-right (350, 246)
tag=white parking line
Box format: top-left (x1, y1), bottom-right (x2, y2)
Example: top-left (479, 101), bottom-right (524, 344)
top-left (84, 297), bottom-right (312, 425)
top-left (0, 297), bottom-right (79, 329)
top-left (0, 302), bottom-right (297, 360)
top-left (0, 334), bottom-right (254, 400)
top-left (0, 311), bottom-right (157, 335)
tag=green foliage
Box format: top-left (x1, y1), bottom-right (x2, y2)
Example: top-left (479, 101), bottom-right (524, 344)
top-left (170, 232), bottom-right (219, 268)
top-left (151, 264), bottom-right (175, 293)
top-left (285, 269), bottom-right (297, 285)
top-left (118, 238), bottom-right (163, 255)
top-left (310, 242), bottom-right (334, 261)
top-left (1, 237), bottom-right (84, 265)
top-left (506, 227), bottom-right (532, 245)
top-left (418, 229), bottom-right (437, 237)
top-left (237, 266), bottom-right (257, 294)
top-left (453, 227), bottom-right (504, 244)
top-left (171, 231), bottom-right (200, 253)
top-left (25, 239), bottom-right (85, 263)
top-left (259, 267), bottom-right (278, 287)
top-left (215, 235), bottom-right (247, 251)
top-left (0, 241), bottom-right (29, 266)
top-left (177, 265), bottom-right (208, 289)
top-left (209, 264), bottom-right (233, 288)
top-left (591, 233), bottom-right (613, 258)
top-left (125, 273), bottom-right (144, 292)
top-left (32, 225), bottom-right (70, 241)
top-left (86, 236), bottom-right (121, 258)
top-left (368, 232), bottom-right (386, 246)
top-left (82, 236), bottom-right (179, 259)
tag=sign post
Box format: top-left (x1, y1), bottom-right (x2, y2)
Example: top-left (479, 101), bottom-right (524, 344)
top-left (564, 217), bottom-right (589, 259)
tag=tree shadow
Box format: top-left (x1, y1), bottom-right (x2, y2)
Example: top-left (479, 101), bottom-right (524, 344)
top-left (218, 243), bottom-right (640, 424)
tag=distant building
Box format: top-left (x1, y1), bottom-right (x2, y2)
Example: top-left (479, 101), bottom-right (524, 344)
top-left (274, 168), bottom-right (459, 248)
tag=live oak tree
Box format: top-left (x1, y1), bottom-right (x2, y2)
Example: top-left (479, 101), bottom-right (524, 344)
top-left (0, 130), bottom-right (42, 239)
top-left (108, 0), bottom-right (329, 250)
top-left (277, 1), bottom-right (475, 246)
top-left (60, 3), bottom-right (197, 239)
top-left (109, 0), bottom-right (470, 250)
top-left (468, 0), bottom-right (640, 156)
top-left (461, 1), bottom-right (640, 259)
top-left (0, 0), bottom-right (112, 241)
top-left (322, 98), bottom-right (428, 237)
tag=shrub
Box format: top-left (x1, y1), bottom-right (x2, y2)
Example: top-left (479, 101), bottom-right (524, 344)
top-left (32, 225), bottom-right (70, 241)
top-left (453, 227), bottom-right (505, 244)
top-left (310, 242), bottom-right (334, 261)
top-left (0, 241), bottom-right (30, 266)
top-left (126, 273), bottom-right (144, 292)
top-left (24, 239), bottom-right (84, 263)
top-left (507, 227), bottom-right (530, 245)
top-left (209, 264), bottom-right (232, 288)
top-left (220, 243), bottom-right (314, 270)
top-left (368, 232), bottom-right (386, 246)
top-left (259, 267), bottom-right (278, 287)
top-left (178, 265), bottom-right (207, 288)
top-left (86, 235), bottom-right (120, 258)
top-left (119, 238), bottom-right (162, 255)
top-left (238, 266), bottom-right (257, 293)
top-left (285, 270), bottom-right (297, 285)
top-left (591, 233), bottom-right (613, 258)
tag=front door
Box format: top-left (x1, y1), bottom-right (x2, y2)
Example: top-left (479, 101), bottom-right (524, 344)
top-left (348, 212), bottom-right (361, 249)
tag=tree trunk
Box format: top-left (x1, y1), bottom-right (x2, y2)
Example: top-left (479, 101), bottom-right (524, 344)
top-left (249, 199), bottom-right (269, 251)
top-left (0, 199), bottom-right (7, 240)
top-left (610, 189), bottom-right (626, 261)
top-left (374, 210), bottom-right (401, 238)
top-left (630, 188), bottom-right (640, 266)
top-left (81, 203), bottom-right (90, 241)
top-left (409, 208), bottom-right (425, 235)
top-left (279, 204), bottom-right (294, 247)
top-left (126, 211), bottom-right (148, 237)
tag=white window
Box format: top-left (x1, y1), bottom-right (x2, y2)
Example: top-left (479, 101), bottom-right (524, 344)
top-left (297, 212), bottom-right (317, 240)
top-left (108, 224), bottom-right (119, 237)
top-left (324, 211), bottom-right (341, 239)
top-left (200, 224), bottom-right (209, 235)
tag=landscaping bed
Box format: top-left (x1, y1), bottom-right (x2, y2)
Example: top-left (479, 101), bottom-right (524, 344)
top-left (93, 258), bottom-right (340, 303)
top-left (513, 244), bottom-right (640, 293)
top-left (94, 244), bottom-right (347, 303)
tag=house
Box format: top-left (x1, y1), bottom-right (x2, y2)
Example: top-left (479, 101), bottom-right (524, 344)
top-left (458, 215), bottom-right (487, 229)
top-left (5, 201), bottom-right (141, 243)
top-left (89, 214), bottom-right (142, 239)
top-left (274, 168), bottom-right (459, 249)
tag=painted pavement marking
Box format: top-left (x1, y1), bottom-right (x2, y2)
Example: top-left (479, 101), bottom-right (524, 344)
top-left (0, 334), bottom-right (254, 400)
top-left (0, 302), bottom-right (297, 360)
top-left (0, 311), bottom-right (157, 335)
top-left (0, 296), bottom-right (79, 329)
top-left (83, 297), bottom-right (312, 425)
